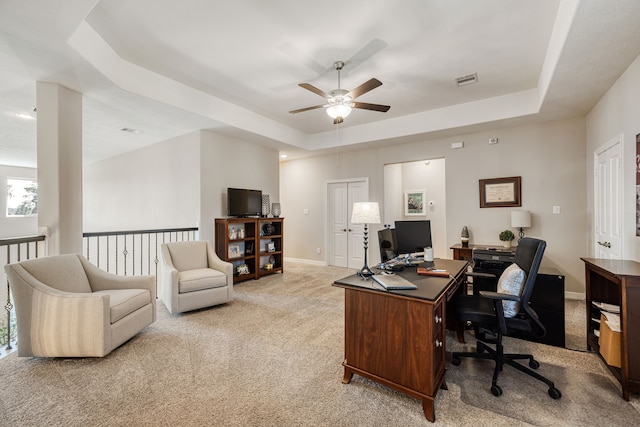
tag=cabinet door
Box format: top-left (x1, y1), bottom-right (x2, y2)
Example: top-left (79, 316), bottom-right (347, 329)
top-left (431, 302), bottom-right (446, 389)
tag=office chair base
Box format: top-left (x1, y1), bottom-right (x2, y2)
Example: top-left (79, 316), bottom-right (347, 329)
top-left (452, 339), bottom-right (562, 400)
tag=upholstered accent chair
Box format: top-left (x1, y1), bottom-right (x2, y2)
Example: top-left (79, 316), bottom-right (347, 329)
top-left (5, 254), bottom-right (156, 357)
top-left (160, 240), bottom-right (233, 314)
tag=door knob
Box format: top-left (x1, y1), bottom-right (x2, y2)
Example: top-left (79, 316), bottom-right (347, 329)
top-left (341, 229), bottom-right (347, 232)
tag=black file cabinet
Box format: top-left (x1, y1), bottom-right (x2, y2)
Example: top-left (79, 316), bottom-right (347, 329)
top-left (473, 264), bottom-right (566, 347)
top-left (512, 267), bottom-right (565, 347)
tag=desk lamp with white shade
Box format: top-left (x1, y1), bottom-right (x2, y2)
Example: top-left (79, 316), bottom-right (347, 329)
top-left (511, 210), bottom-right (531, 240)
top-left (351, 202), bottom-right (381, 278)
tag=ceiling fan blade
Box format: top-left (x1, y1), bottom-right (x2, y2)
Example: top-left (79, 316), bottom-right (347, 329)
top-left (299, 83), bottom-right (329, 99)
top-left (289, 105), bottom-right (325, 114)
top-left (346, 78), bottom-right (383, 99)
top-left (352, 102), bottom-right (390, 112)
top-left (344, 38), bottom-right (388, 71)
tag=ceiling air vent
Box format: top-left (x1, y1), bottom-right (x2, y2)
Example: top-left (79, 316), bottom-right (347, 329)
top-left (455, 73), bottom-right (478, 86)
top-left (120, 127), bottom-right (142, 134)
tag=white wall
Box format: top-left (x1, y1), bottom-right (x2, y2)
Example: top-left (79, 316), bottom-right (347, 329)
top-left (0, 165), bottom-right (38, 238)
top-left (280, 117), bottom-right (587, 294)
top-left (586, 53), bottom-right (640, 262)
top-left (383, 158), bottom-right (447, 258)
top-left (83, 131), bottom-right (201, 232)
top-left (199, 130), bottom-right (280, 243)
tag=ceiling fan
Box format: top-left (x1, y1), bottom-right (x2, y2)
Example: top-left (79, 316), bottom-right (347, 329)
top-left (289, 61), bottom-right (390, 124)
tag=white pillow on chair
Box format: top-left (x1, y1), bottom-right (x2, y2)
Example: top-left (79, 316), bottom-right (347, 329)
top-left (496, 263), bottom-right (527, 317)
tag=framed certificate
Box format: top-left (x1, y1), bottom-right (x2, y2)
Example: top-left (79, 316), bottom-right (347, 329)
top-left (479, 176), bottom-right (521, 208)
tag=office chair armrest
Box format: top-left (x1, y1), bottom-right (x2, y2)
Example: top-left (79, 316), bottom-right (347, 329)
top-left (465, 271), bottom-right (497, 279)
top-left (478, 290), bottom-right (521, 302)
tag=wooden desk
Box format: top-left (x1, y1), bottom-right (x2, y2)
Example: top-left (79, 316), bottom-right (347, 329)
top-left (581, 258), bottom-right (640, 400)
top-left (333, 259), bottom-right (468, 423)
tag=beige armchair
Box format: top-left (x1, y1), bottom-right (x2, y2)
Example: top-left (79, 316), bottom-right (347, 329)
top-left (160, 240), bottom-right (233, 314)
top-left (5, 254), bottom-right (156, 357)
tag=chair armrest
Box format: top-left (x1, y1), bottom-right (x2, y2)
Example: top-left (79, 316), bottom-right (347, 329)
top-left (80, 257), bottom-right (155, 296)
top-left (207, 243), bottom-right (234, 287)
top-left (478, 290), bottom-right (521, 302)
top-left (466, 271), bottom-right (497, 279)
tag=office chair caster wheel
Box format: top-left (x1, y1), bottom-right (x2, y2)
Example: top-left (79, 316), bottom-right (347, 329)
top-left (529, 359), bottom-right (540, 369)
top-left (491, 385), bottom-right (503, 397)
top-left (548, 387), bottom-right (562, 399)
top-left (452, 356), bottom-right (461, 366)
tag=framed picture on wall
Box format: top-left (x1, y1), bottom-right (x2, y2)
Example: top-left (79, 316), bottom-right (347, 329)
top-left (404, 190), bottom-right (426, 216)
top-left (479, 176), bottom-right (521, 208)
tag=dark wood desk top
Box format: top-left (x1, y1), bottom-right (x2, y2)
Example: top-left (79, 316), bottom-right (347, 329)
top-left (333, 258), bottom-right (468, 302)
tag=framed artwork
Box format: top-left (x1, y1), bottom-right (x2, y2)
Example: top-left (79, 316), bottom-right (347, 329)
top-left (228, 244), bottom-right (242, 258)
top-left (267, 242), bottom-right (276, 252)
top-left (479, 176), bottom-right (521, 208)
top-left (404, 190), bottom-right (426, 216)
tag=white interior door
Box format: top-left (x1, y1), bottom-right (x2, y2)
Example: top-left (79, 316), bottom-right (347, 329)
top-left (328, 180), bottom-right (367, 268)
top-left (594, 136), bottom-right (622, 259)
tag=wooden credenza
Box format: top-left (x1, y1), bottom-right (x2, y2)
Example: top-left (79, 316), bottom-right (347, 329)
top-left (581, 258), bottom-right (640, 400)
top-left (333, 259), bottom-right (468, 422)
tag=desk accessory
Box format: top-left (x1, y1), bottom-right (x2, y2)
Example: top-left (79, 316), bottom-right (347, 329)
top-left (417, 267), bottom-right (449, 277)
top-left (351, 202), bottom-right (381, 278)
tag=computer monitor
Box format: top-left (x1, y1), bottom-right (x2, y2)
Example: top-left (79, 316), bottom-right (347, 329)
top-left (394, 220), bottom-right (432, 255)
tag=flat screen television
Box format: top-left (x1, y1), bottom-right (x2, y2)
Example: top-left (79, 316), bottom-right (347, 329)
top-left (394, 220), bottom-right (432, 255)
top-left (227, 188), bottom-right (262, 217)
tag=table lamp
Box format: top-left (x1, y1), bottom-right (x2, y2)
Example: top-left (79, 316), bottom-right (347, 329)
top-left (511, 210), bottom-right (531, 240)
top-left (351, 202), bottom-right (381, 278)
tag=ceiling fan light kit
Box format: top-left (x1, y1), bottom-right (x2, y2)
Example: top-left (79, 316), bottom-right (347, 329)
top-left (290, 60), bottom-right (390, 124)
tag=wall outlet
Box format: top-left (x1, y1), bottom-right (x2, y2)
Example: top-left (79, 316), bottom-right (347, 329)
top-left (553, 205), bottom-right (561, 214)
top-left (451, 141), bottom-right (464, 149)
top-left (489, 137), bottom-right (499, 145)
top-left (316, 247), bottom-right (321, 254)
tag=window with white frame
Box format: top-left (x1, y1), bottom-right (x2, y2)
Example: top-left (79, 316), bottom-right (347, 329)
top-left (6, 178), bottom-right (38, 216)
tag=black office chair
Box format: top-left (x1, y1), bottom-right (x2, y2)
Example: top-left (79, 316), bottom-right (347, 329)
top-left (451, 237), bottom-right (562, 399)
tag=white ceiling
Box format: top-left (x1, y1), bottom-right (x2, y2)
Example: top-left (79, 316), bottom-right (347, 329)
top-left (2, 0), bottom-right (640, 168)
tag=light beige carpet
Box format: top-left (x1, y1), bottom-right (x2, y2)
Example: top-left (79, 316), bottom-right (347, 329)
top-left (0, 262), bottom-right (638, 426)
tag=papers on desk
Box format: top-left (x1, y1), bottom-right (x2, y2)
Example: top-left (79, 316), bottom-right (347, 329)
top-left (601, 311), bottom-right (621, 332)
top-left (592, 301), bottom-right (620, 313)
top-left (593, 301), bottom-right (621, 332)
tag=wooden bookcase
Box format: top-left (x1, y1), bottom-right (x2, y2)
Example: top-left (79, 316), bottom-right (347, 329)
top-left (581, 258), bottom-right (640, 400)
top-left (214, 217), bottom-right (284, 283)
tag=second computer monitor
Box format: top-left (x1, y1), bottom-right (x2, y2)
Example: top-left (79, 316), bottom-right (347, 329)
top-left (394, 220), bottom-right (432, 255)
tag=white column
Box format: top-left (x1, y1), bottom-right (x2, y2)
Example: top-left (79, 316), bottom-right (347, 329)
top-left (36, 81), bottom-right (83, 255)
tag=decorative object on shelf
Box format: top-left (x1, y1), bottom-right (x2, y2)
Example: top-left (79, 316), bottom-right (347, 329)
top-left (238, 227), bottom-right (245, 239)
top-left (261, 194), bottom-right (270, 217)
top-left (228, 244), bottom-right (242, 258)
top-left (271, 202), bottom-right (281, 218)
top-left (351, 202), bottom-right (381, 278)
top-left (461, 226), bottom-right (470, 247)
top-left (262, 223), bottom-right (275, 236)
top-left (499, 229), bottom-right (515, 248)
top-left (264, 263), bottom-right (273, 270)
top-left (267, 242), bottom-right (276, 252)
top-left (269, 255), bottom-right (276, 264)
top-left (511, 210), bottom-right (531, 240)
top-left (229, 228), bottom-right (238, 240)
top-left (245, 241), bottom-right (254, 256)
top-left (237, 264), bottom-right (250, 275)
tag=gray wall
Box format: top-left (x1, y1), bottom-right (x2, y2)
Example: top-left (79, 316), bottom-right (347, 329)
top-left (280, 117), bottom-right (588, 295)
top-left (83, 130), bottom-right (280, 245)
top-left (586, 53), bottom-right (640, 261)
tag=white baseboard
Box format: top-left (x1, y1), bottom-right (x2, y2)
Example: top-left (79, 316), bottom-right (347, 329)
top-left (565, 291), bottom-right (584, 300)
top-left (284, 257), bottom-right (327, 266)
